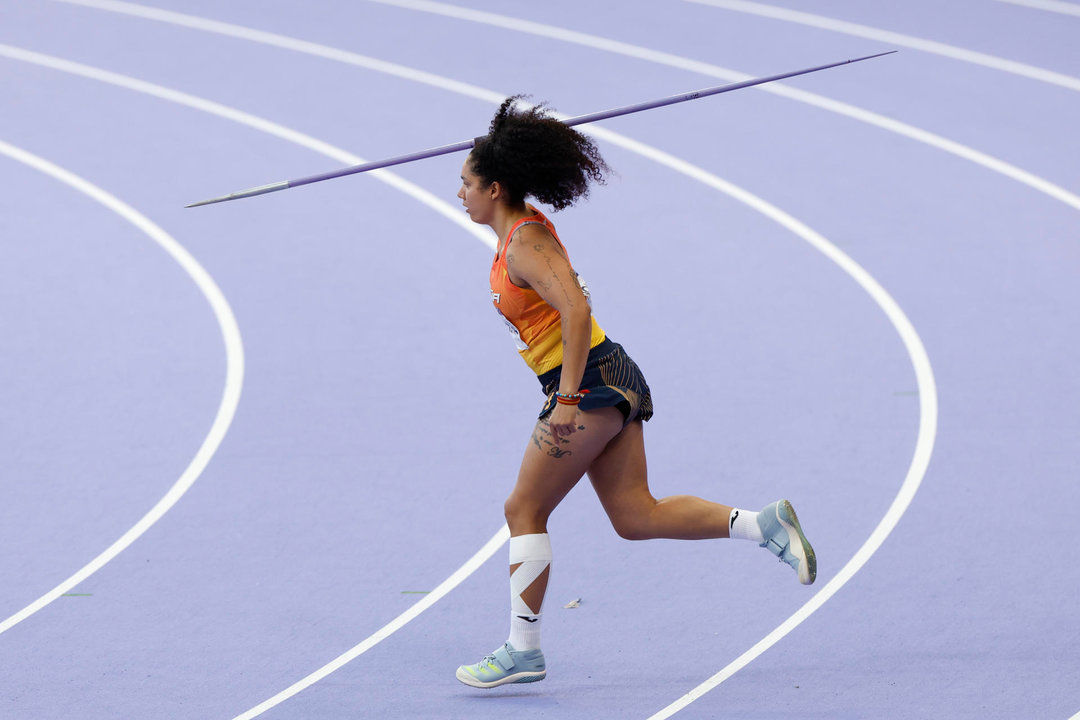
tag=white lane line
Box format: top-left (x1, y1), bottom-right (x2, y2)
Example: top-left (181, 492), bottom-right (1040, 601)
top-left (368, 0), bottom-right (1080, 213)
top-left (0, 139), bottom-right (245, 636)
top-left (613, 136), bottom-right (937, 720)
top-left (0, 44), bottom-right (496, 252)
top-left (995, 0), bottom-right (1080, 17)
top-left (0, 41), bottom-right (494, 638)
top-left (232, 525), bottom-right (510, 720)
top-left (649, 350), bottom-right (934, 717)
top-left (41, 4), bottom-right (941, 716)
top-left (52, 0), bottom-right (509, 112)
top-left (686, 0), bottom-right (1080, 92)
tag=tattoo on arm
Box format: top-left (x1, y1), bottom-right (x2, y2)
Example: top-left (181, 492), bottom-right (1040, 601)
top-left (532, 243), bottom-right (575, 306)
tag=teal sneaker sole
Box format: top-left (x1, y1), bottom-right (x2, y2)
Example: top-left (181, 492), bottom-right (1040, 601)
top-left (776, 499), bottom-right (816, 585)
top-left (455, 666), bottom-right (546, 689)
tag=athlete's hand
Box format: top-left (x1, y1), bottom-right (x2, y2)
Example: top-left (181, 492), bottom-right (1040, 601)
top-left (547, 403), bottom-right (579, 444)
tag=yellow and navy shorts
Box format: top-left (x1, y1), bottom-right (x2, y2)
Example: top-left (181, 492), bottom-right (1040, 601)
top-left (538, 337), bottom-right (654, 425)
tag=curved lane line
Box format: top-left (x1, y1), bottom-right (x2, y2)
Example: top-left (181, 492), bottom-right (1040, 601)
top-left (0, 44), bottom-right (494, 249)
top-left (232, 525), bottom-right (511, 720)
top-left (0, 43), bottom-right (496, 639)
top-left (367, 0), bottom-right (1080, 212)
top-left (618, 135), bottom-right (938, 719)
top-left (649, 307), bottom-right (933, 720)
top-left (0, 139), bottom-right (245, 636)
top-left (0, 39), bottom-right (512, 720)
top-left (687, 0), bottom-right (1080, 92)
top-left (52, 0), bottom-right (509, 119)
top-left (30, 5), bottom-right (942, 717)
top-left (995, 0), bottom-right (1080, 17)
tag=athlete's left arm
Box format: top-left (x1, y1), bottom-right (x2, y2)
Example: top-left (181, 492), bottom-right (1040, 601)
top-left (506, 224), bottom-right (592, 440)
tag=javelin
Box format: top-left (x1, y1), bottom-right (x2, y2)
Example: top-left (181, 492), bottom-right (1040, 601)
top-left (186, 50), bottom-right (895, 208)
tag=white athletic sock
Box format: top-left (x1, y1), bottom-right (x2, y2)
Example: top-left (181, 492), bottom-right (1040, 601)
top-left (728, 508), bottom-right (764, 543)
top-left (507, 533), bottom-right (550, 651)
top-left (508, 613), bottom-right (542, 652)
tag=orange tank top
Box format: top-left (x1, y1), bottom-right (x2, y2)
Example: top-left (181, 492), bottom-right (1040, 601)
top-left (490, 206), bottom-right (606, 375)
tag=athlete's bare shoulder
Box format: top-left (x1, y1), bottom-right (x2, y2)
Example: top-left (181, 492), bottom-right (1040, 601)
top-left (511, 221), bottom-right (566, 259)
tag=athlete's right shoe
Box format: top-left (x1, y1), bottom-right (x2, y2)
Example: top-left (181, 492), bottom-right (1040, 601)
top-left (455, 643), bottom-right (547, 688)
top-left (758, 499), bottom-right (817, 585)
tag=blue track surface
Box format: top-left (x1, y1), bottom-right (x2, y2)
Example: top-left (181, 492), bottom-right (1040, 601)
top-left (1, 1), bottom-right (1078, 718)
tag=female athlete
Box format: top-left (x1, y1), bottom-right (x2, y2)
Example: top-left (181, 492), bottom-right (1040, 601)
top-left (454, 96), bottom-right (816, 688)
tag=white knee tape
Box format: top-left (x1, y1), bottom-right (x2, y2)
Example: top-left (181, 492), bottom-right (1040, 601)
top-left (509, 533), bottom-right (551, 616)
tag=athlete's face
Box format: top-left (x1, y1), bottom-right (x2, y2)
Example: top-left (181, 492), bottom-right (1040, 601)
top-left (458, 160), bottom-right (497, 225)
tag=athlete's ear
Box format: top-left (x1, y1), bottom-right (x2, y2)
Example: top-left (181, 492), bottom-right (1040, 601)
top-left (488, 180), bottom-right (503, 200)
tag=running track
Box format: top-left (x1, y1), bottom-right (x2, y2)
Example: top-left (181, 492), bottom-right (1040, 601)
top-left (1, 1), bottom-right (1077, 718)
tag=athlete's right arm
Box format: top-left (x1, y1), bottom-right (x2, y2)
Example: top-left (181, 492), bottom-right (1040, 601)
top-left (506, 224), bottom-right (592, 439)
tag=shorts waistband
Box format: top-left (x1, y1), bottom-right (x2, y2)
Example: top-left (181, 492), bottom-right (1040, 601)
top-left (535, 337), bottom-right (618, 389)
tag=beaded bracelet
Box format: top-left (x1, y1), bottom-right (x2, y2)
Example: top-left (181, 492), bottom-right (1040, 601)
top-left (554, 389), bottom-right (590, 406)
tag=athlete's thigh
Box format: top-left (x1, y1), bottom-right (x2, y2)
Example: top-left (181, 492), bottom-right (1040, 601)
top-left (586, 419), bottom-right (654, 518)
top-left (508, 406), bottom-right (626, 515)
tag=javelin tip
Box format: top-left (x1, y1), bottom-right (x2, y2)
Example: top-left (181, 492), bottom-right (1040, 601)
top-left (186, 180), bottom-right (290, 208)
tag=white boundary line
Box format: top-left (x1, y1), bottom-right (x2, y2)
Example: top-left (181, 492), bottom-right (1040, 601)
top-left (686, 0), bottom-right (1080, 92)
top-left (995, 0), bottom-right (1080, 17)
top-left (649, 348), bottom-right (934, 718)
top-left (52, 0), bottom-right (510, 116)
top-left (28, 5), bottom-right (939, 718)
top-left (0, 42), bottom-right (494, 638)
top-left (0, 139), bottom-right (245, 636)
top-left (632, 148), bottom-right (937, 720)
top-left (232, 524), bottom-right (510, 720)
top-left (0, 44), bottom-right (495, 250)
top-left (368, 0), bottom-right (1080, 213)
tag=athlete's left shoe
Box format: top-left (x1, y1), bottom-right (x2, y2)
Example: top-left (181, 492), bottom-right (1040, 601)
top-left (758, 500), bottom-right (817, 585)
top-left (456, 643), bottom-right (547, 688)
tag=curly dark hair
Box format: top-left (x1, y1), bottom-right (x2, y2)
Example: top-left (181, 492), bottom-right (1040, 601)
top-left (468, 95), bottom-right (609, 211)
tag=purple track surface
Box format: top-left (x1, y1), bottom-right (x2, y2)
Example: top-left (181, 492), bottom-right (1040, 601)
top-left (2, 1), bottom-right (1078, 718)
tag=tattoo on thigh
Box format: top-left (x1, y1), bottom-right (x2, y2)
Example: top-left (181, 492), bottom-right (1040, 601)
top-left (532, 423), bottom-right (573, 455)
